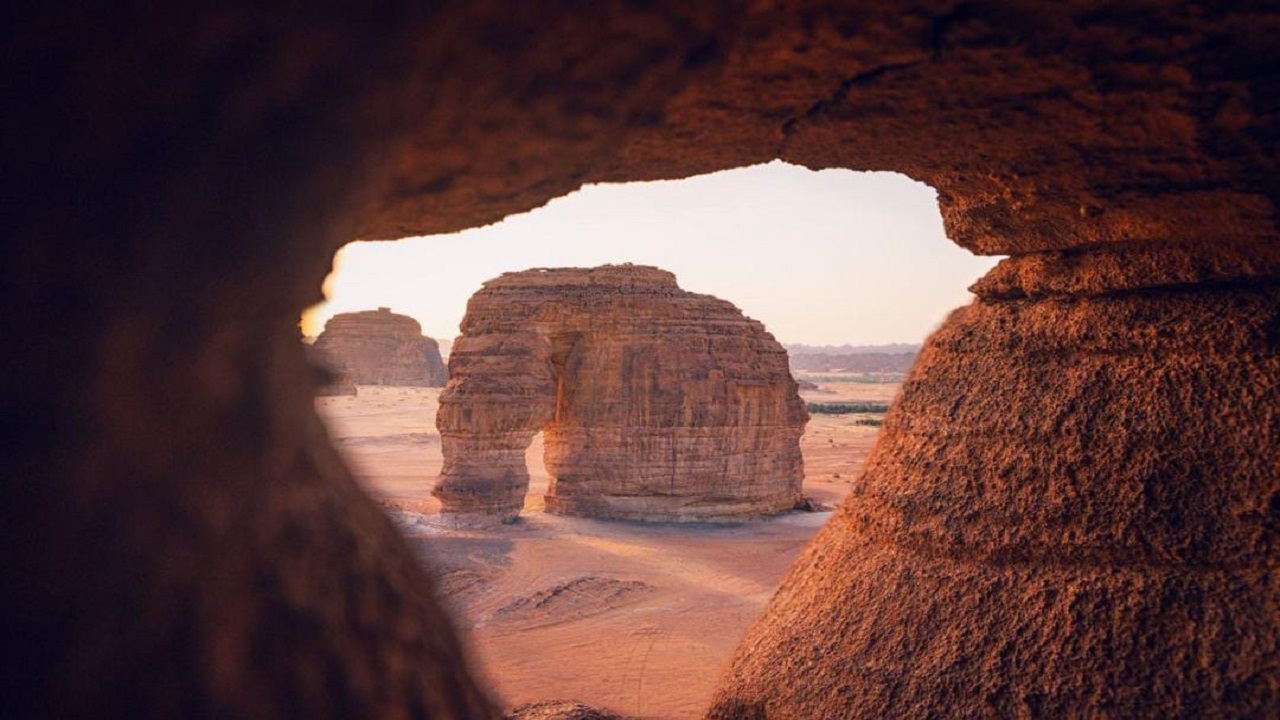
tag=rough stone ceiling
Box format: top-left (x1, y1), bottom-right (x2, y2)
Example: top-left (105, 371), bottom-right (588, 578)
top-left (359, 1), bottom-right (1278, 270)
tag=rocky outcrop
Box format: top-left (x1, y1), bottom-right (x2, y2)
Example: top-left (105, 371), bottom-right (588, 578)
top-left (708, 284), bottom-right (1280, 718)
top-left (314, 308), bottom-right (446, 387)
top-left (434, 266), bottom-right (807, 524)
top-left (9, 3), bottom-right (1280, 719)
top-left (306, 345), bottom-right (357, 397)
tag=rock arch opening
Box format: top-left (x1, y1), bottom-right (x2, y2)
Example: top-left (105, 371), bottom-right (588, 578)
top-left (526, 430), bottom-right (551, 510)
top-left (305, 166), bottom-right (999, 713)
top-left (11, 4), bottom-right (1280, 719)
top-left (307, 164), bottom-right (995, 529)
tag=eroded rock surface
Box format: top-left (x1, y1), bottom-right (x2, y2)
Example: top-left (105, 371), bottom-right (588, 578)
top-left (314, 308), bottom-right (447, 387)
top-left (434, 266), bottom-right (807, 523)
top-left (708, 284), bottom-right (1280, 717)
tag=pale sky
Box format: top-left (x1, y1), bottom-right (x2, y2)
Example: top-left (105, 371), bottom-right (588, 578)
top-left (302, 161), bottom-right (1000, 345)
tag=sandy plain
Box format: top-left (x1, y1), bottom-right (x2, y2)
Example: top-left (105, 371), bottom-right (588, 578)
top-left (317, 378), bottom-right (898, 718)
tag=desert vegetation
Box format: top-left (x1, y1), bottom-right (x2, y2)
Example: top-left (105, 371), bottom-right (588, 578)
top-left (806, 401), bottom-right (890, 414)
top-left (794, 371), bottom-right (906, 383)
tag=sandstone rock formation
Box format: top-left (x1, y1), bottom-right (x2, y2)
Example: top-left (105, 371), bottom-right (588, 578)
top-left (434, 266), bottom-right (807, 524)
top-left (314, 308), bottom-right (447, 387)
top-left (9, 2), bottom-right (1280, 719)
top-left (306, 345), bottom-right (358, 397)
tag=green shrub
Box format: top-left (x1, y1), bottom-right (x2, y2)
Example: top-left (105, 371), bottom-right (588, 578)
top-left (806, 402), bottom-right (890, 415)
top-left (793, 373), bottom-right (904, 384)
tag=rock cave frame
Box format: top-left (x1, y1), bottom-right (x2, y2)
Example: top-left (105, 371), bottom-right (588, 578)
top-left (6, 2), bottom-right (1278, 718)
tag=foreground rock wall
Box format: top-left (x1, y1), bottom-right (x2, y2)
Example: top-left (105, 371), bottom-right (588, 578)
top-left (709, 282), bottom-right (1280, 718)
top-left (434, 266), bottom-right (807, 523)
top-left (314, 308), bottom-right (447, 387)
top-left (6, 2), bottom-right (1278, 718)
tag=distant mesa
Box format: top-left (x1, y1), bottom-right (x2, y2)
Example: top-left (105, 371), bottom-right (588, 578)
top-left (313, 307), bottom-right (447, 387)
top-left (787, 342), bottom-right (921, 355)
top-left (434, 264), bottom-right (808, 524)
top-left (787, 344), bottom-right (919, 374)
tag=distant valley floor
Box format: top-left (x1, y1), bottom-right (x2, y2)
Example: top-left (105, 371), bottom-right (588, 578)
top-left (317, 384), bottom-right (894, 718)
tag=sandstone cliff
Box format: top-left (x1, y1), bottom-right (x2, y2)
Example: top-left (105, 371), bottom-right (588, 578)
top-left (434, 265), bottom-right (807, 524)
top-left (314, 308), bottom-right (447, 387)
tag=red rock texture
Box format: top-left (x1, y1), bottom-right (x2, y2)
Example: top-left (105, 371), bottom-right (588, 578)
top-left (708, 284), bottom-right (1280, 718)
top-left (434, 266), bottom-right (807, 524)
top-left (5, 2), bottom-right (1279, 718)
top-left (314, 308), bottom-right (447, 387)
top-left (354, 2), bottom-right (1280, 275)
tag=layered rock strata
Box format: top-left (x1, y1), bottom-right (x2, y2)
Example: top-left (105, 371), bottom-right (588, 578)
top-left (314, 308), bottom-right (447, 387)
top-left (708, 281), bottom-right (1280, 718)
top-left (434, 265), bottom-right (807, 524)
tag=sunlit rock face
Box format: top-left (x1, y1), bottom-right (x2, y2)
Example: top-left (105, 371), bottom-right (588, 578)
top-left (314, 308), bottom-right (447, 387)
top-left (708, 282), bottom-right (1280, 718)
top-left (434, 265), bottom-right (807, 523)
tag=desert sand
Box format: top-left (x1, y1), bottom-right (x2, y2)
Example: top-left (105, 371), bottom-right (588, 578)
top-left (317, 380), bottom-right (895, 718)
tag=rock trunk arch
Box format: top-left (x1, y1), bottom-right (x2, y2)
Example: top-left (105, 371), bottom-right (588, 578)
top-left (6, 2), bottom-right (1278, 718)
top-left (433, 265), bottom-right (807, 524)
